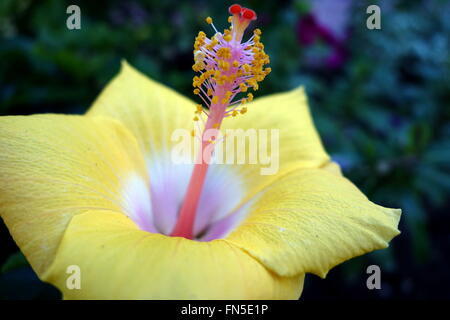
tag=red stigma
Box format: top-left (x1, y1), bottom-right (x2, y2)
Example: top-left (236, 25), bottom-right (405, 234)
top-left (242, 8), bottom-right (256, 20)
top-left (229, 4), bottom-right (242, 15)
top-left (229, 4), bottom-right (257, 21)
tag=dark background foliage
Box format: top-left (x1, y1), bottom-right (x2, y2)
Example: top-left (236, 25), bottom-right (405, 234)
top-left (1, 0), bottom-right (449, 300)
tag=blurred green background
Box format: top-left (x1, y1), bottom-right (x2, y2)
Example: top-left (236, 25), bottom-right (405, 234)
top-left (1, 0), bottom-right (449, 300)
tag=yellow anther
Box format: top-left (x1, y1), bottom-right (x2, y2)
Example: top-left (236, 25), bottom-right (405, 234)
top-left (240, 107), bottom-right (248, 114)
top-left (241, 98), bottom-right (247, 104)
top-left (228, 74), bottom-right (237, 83)
top-left (213, 123), bottom-right (220, 128)
top-left (193, 88), bottom-right (200, 95)
top-left (243, 64), bottom-right (251, 73)
top-left (254, 28), bottom-right (262, 36)
top-left (212, 96), bottom-right (219, 104)
top-left (196, 104), bottom-right (203, 112)
top-left (225, 91), bottom-right (232, 98)
top-left (194, 50), bottom-right (206, 63)
top-left (193, 116), bottom-right (199, 121)
top-left (239, 83), bottom-right (247, 92)
top-left (217, 47), bottom-right (231, 59)
top-left (207, 88), bottom-right (213, 96)
top-left (206, 41), bottom-right (218, 51)
top-left (221, 97), bottom-right (228, 104)
top-left (232, 60), bottom-right (239, 68)
top-left (247, 93), bottom-right (254, 102)
top-left (192, 61), bottom-right (205, 72)
top-left (206, 17), bottom-right (213, 24)
top-left (221, 61), bottom-right (230, 71)
top-left (223, 34), bottom-right (232, 42)
top-left (191, 129), bottom-right (195, 137)
top-left (232, 110), bottom-right (238, 117)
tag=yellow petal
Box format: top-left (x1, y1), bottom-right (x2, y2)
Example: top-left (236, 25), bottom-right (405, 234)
top-left (44, 210), bottom-right (304, 299)
top-left (219, 87), bottom-right (332, 207)
top-left (0, 115), bottom-right (148, 276)
top-left (224, 168), bottom-right (401, 278)
top-left (222, 86), bottom-right (330, 171)
top-left (87, 61), bottom-right (195, 157)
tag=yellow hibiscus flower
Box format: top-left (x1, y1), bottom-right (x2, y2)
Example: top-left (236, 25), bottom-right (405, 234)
top-left (0, 4), bottom-right (400, 299)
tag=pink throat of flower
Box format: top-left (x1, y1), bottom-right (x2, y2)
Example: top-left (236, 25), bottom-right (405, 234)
top-left (170, 4), bottom-right (270, 239)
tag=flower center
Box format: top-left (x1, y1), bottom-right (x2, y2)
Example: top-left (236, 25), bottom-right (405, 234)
top-left (170, 4), bottom-right (270, 239)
